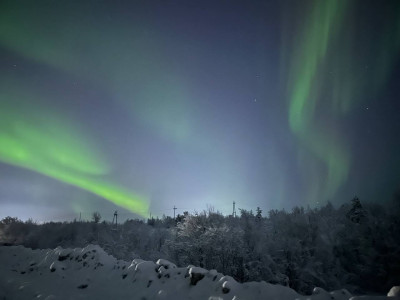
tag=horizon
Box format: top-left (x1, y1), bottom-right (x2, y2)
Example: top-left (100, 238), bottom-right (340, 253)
top-left (2, 193), bottom-right (394, 224)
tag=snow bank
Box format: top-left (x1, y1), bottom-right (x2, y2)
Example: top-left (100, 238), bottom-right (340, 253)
top-left (0, 245), bottom-right (396, 300)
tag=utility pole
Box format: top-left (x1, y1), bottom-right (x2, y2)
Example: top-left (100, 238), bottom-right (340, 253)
top-left (233, 201), bottom-right (236, 217)
top-left (112, 210), bottom-right (118, 226)
top-left (79, 212), bottom-right (81, 222)
top-left (173, 206), bottom-right (177, 219)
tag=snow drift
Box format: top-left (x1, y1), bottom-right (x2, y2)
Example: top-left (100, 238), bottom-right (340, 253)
top-left (0, 245), bottom-right (397, 299)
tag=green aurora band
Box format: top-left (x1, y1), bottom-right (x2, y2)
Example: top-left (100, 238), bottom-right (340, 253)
top-left (0, 1), bottom-right (237, 212)
top-left (284, 0), bottom-right (400, 204)
top-left (0, 1), bottom-right (184, 215)
top-left (0, 1), bottom-right (192, 145)
top-left (0, 92), bottom-right (149, 216)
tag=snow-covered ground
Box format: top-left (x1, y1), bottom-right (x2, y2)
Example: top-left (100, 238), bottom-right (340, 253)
top-left (0, 245), bottom-right (397, 300)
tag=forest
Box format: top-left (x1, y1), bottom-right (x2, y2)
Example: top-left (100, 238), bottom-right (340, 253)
top-left (1, 197), bottom-right (399, 296)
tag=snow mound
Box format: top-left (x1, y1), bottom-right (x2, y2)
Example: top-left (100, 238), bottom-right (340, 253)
top-left (0, 245), bottom-right (396, 300)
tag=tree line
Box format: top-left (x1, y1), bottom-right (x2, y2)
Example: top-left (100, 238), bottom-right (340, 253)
top-left (1, 196), bottom-right (399, 295)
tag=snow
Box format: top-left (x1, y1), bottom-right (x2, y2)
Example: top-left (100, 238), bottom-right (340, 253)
top-left (387, 286), bottom-right (400, 297)
top-left (0, 245), bottom-right (396, 300)
top-left (156, 258), bottom-right (177, 269)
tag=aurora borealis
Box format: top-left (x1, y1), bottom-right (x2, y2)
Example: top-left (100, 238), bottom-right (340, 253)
top-left (0, 0), bottom-right (399, 221)
top-left (283, 0), bottom-right (400, 205)
top-left (0, 87), bottom-right (149, 216)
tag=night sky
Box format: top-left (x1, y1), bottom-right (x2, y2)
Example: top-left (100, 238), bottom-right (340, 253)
top-left (1, 0), bottom-right (399, 222)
